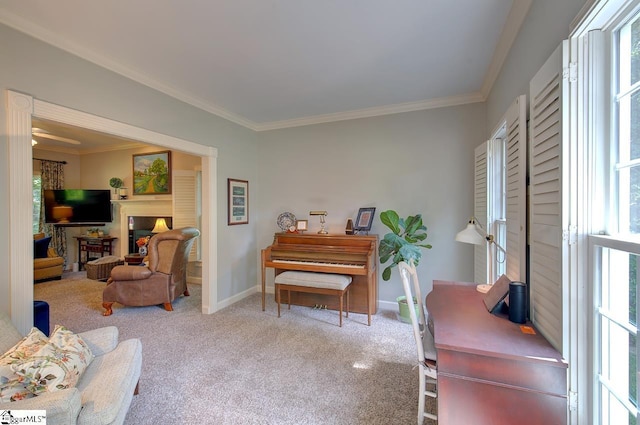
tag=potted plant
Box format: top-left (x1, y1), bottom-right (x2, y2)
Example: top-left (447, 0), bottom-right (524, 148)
top-left (378, 210), bottom-right (432, 281)
top-left (109, 177), bottom-right (123, 200)
top-left (378, 210), bottom-right (433, 322)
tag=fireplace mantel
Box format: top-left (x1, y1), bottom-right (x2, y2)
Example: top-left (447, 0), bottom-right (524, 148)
top-left (111, 199), bottom-right (172, 254)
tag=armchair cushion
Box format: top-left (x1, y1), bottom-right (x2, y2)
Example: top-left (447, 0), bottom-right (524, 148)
top-left (77, 326), bottom-right (118, 357)
top-left (109, 266), bottom-right (153, 281)
top-left (33, 233), bottom-right (64, 282)
top-left (34, 236), bottom-right (52, 259)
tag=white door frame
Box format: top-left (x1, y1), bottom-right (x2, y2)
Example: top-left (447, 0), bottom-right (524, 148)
top-left (7, 90), bottom-right (219, 333)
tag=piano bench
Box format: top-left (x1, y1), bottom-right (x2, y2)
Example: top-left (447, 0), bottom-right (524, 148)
top-left (274, 271), bottom-right (352, 327)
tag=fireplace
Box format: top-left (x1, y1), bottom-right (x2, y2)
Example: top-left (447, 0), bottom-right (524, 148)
top-left (111, 199), bottom-right (172, 257)
top-left (128, 216), bottom-right (173, 254)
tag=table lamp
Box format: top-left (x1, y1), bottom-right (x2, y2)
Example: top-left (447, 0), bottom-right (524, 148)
top-left (52, 205), bottom-right (73, 223)
top-left (152, 218), bottom-right (170, 233)
top-left (310, 211), bottom-right (328, 234)
top-left (455, 216), bottom-right (505, 293)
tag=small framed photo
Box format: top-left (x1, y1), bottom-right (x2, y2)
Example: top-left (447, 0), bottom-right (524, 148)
top-left (354, 207), bottom-right (376, 232)
top-left (296, 219), bottom-right (308, 232)
top-left (228, 178), bottom-right (248, 225)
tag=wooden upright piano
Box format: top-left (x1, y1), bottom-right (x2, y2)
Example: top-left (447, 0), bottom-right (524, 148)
top-left (261, 233), bottom-right (378, 325)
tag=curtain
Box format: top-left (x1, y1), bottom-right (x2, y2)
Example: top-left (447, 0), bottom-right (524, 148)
top-left (39, 160), bottom-right (67, 265)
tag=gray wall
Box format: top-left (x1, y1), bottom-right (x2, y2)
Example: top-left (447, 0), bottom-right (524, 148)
top-left (0, 23), bottom-right (260, 313)
top-left (257, 104), bottom-right (486, 304)
top-left (0, 0), bottom-right (589, 314)
top-left (486, 0), bottom-right (587, 131)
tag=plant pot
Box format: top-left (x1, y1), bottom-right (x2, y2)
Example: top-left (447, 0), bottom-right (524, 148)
top-left (396, 295), bottom-right (419, 323)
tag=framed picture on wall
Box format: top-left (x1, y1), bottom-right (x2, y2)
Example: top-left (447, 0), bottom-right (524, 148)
top-left (132, 151), bottom-right (172, 195)
top-left (354, 207), bottom-right (376, 232)
top-left (228, 178), bottom-right (249, 225)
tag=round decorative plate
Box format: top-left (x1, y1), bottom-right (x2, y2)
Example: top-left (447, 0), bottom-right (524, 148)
top-left (277, 212), bottom-right (297, 231)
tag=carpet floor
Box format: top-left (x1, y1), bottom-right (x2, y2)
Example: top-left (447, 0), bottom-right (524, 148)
top-left (34, 277), bottom-right (436, 424)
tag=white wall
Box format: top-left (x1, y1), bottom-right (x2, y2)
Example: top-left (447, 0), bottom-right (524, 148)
top-left (257, 104), bottom-right (486, 304)
top-left (0, 23), bottom-right (259, 315)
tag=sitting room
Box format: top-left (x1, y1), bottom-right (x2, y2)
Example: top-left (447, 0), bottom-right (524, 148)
top-left (1, 0), bottom-right (605, 424)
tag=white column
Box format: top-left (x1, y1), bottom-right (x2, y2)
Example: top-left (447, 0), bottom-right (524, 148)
top-left (7, 90), bottom-right (34, 334)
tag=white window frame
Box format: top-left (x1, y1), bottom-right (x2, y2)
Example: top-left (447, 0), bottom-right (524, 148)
top-left (476, 95), bottom-right (526, 286)
top-left (488, 128), bottom-right (507, 282)
top-left (571, 1), bottom-right (640, 423)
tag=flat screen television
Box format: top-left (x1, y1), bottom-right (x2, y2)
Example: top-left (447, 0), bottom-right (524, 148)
top-left (44, 189), bottom-right (113, 225)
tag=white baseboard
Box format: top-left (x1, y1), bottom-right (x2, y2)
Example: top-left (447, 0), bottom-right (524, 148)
top-left (216, 286), bottom-right (259, 310)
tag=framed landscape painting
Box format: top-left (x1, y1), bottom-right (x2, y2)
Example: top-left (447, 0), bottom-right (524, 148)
top-left (228, 178), bottom-right (248, 225)
top-left (133, 151), bottom-right (172, 195)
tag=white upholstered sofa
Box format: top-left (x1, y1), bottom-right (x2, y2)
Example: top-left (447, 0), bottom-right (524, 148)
top-left (0, 311), bottom-right (142, 425)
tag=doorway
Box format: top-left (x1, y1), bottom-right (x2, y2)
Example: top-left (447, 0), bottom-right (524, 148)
top-left (7, 90), bottom-right (218, 333)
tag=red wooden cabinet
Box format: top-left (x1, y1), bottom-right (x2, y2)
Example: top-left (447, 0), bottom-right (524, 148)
top-left (426, 280), bottom-right (568, 425)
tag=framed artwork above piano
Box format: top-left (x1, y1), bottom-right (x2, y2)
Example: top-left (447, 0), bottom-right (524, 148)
top-left (354, 207), bottom-right (376, 233)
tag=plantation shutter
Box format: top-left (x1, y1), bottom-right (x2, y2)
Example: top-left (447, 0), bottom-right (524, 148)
top-left (474, 142), bottom-right (488, 284)
top-left (505, 95), bottom-right (527, 282)
top-left (528, 41), bottom-right (569, 351)
top-left (173, 170), bottom-right (199, 261)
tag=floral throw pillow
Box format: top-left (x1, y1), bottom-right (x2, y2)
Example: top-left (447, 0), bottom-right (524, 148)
top-left (0, 376), bottom-right (33, 402)
top-left (0, 327), bottom-right (49, 364)
top-left (12, 325), bottom-right (94, 395)
top-left (0, 327), bottom-right (48, 402)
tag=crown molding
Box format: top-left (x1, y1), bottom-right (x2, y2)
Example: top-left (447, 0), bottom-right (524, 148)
top-left (480, 0), bottom-right (533, 98)
top-left (254, 92), bottom-right (486, 131)
top-left (1, 5), bottom-right (520, 132)
top-left (0, 10), bottom-right (259, 131)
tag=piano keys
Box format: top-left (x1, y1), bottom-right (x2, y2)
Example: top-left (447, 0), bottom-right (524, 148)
top-left (261, 233), bottom-right (378, 325)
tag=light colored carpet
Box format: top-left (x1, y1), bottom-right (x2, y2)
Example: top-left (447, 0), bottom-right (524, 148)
top-left (34, 277), bottom-right (436, 424)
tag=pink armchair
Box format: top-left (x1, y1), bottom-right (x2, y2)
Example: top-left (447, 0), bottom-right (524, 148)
top-left (102, 227), bottom-right (199, 316)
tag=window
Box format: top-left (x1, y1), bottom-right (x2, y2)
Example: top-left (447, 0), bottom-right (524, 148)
top-left (32, 173), bottom-right (41, 234)
top-left (616, 14), bottom-right (640, 234)
top-left (586, 5), bottom-right (640, 424)
top-left (592, 240), bottom-right (639, 424)
top-left (473, 95), bottom-right (525, 286)
top-left (598, 11), bottom-right (640, 424)
top-left (488, 130), bottom-right (507, 281)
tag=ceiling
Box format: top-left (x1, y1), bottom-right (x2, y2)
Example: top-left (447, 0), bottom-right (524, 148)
top-left (1, 0), bottom-right (530, 146)
top-left (31, 118), bottom-right (147, 154)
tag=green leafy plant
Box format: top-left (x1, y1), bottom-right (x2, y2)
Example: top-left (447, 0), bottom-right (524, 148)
top-left (109, 177), bottom-right (123, 190)
top-left (378, 210), bottom-right (432, 281)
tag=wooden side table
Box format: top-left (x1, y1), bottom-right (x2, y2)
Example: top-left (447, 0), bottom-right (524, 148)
top-left (124, 254), bottom-right (145, 265)
top-left (74, 236), bottom-right (117, 270)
